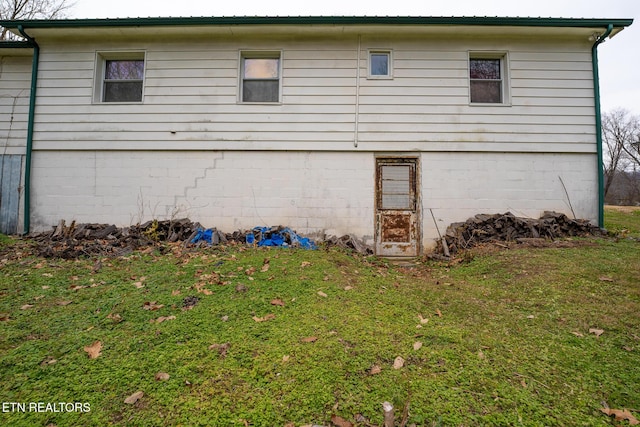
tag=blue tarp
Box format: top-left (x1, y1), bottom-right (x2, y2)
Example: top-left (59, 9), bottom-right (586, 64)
top-left (251, 226), bottom-right (317, 250)
top-left (190, 226), bottom-right (316, 250)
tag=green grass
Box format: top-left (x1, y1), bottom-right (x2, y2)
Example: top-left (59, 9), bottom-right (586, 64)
top-left (604, 206), bottom-right (640, 238)
top-left (0, 209), bottom-right (639, 427)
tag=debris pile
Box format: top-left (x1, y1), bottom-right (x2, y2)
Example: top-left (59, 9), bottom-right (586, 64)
top-left (32, 219), bottom-right (203, 258)
top-left (324, 234), bottom-right (373, 255)
top-left (29, 219), bottom-right (325, 258)
top-left (440, 211), bottom-right (603, 255)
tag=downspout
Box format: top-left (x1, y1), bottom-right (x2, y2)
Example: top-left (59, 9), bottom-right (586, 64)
top-left (18, 25), bottom-right (39, 235)
top-left (591, 23), bottom-right (613, 228)
top-left (354, 34), bottom-right (361, 148)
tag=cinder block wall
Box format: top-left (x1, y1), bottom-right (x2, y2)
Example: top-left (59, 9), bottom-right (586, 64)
top-left (30, 150), bottom-right (597, 250)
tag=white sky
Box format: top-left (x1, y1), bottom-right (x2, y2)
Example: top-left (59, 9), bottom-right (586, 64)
top-left (72, 0), bottom-right (639, 115)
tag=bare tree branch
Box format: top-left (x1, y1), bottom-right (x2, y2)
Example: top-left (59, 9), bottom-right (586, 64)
top-left (1, 0), bottom-right (74, 40)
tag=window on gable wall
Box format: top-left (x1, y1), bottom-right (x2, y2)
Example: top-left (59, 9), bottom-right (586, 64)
top-left (241, 53), bottom-right (281, 103)
top-left (94, 52), bottom-right (145, 103)
top-left (469, 55), bottom-right (507, 104)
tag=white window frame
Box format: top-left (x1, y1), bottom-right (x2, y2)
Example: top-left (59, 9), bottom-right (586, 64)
top-left (368, 49), bottom-right (393, 79)
top-left (238, 50), bottom-right (283, 104)
top-left (93, 51), bottom-right (146, 104)
top-left (468, 52), bottom-right (510, 106)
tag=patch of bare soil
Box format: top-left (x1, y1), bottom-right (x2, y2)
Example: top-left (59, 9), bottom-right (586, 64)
top-left (605, 205), bottom-right (640, 213)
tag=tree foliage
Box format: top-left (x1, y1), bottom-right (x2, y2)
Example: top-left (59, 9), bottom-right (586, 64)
top-left (1, 0), bottom-right (74, 39)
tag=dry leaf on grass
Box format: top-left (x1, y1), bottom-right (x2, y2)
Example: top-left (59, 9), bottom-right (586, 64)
top-left (261, 263), bottom-right (270, 273)
top-left (393, 356), bottom-right (405, 369)
top-left (589, 328), bottom-right (605, 337)
top-left (344, 286), bottom-right (354, 290)
top-left (370, 365), bottom-right (382, 375)
top-left (84, 341), bottom-right (102, 359)
top-left (599, 276), bottom-right (614, 282)
top-left (56, 301), bottom-right (73, 306)
top-left (330, 414), bottom-right (354, 427)
top-left (124, 391), bottom-right (144, 404)
top-left (40, 356), bottom-right (57, 366)
top-left (252, 314), bottom-right (276, 322)
top-left (317, 291), bottom-right (328, 298)
top-left (69, 285), bottom-right (86, 291)
top-left (0, 314), bottom-right (10, 321)
top-left (142, 301), bottom-right (164, 311)
top-left (600, 408), bottom-right (640, 425)
top-left (571, 331), bottom-right (584, 337)
top-left (152, 316), bottom-right (176, 324)
top-left (300, 261), bottom-right (312, 268)
top-left (171, 289), bottom-right (181, 296)
top-left (436, 309), bottom-right (443, 317)
top-left (20, 304), bottom-right (34, 310)
top-left (418, 314), bottom-right (429, 324)
top-left (413, 341), bottom-right (423, 351)
top-left (301, 336), bottom-right (318, 343)
top-left (271, 299), bottom-right (285, 307)
top-left (209, 342), bottom-right (231, 358)
top-left (107, 313), bottom-right (122, 322)
top-left (133, 281), bottom-right (144, 289)
top-left (155, 372), bottom-right (170, 381)
top-left (282, 355), bottom-right (290, 363)
top-left (245, 267), bottom-right (256, 276)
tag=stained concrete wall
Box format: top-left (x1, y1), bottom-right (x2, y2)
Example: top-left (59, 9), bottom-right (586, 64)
top-left (30, 150), bottom-right (597, 250)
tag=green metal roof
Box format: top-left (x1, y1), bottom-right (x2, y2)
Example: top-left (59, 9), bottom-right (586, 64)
top-left (0, 15), bottom-right (633, 29)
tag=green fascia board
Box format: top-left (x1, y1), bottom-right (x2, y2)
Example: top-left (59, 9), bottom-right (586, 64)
top-left (0, 40), bottom-right (35, 48)
top-left (0, 16), bottom-right (633, 30)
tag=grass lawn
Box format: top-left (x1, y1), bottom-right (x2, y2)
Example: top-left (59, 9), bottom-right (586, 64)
top-left (0, 208), bottom-right (639, 426)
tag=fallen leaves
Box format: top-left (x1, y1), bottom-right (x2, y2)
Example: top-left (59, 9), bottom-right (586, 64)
top-left (418, 314), bottom-right (429, 324)
top-left (600, 408), bottom-right (640, 425)
top-left (0, 313), bottom-right (10, 321)
top-left (270, 299), bottom-right (285, 307)
top-left (393, 356), bottom-right (405, 369)
top-left (252, 314), bottom-right (276, 323)
top-left (317, 291), bottom-right (328, 298)
top-left (589, 328), bottom-right (605, 337)
top-left (56, 300), bottom-right (73, 306)
top-left (20, 304), bottom-right (34, 310)
top-left (152, 315), bottom-right (176, 324)
top-left (155, 372), bottom-right (170, 381)
top-left (301, 336), bottom-right (318, 343)
top-left (83, 341), bottom-right (102, 359)
top-left (369, 365), bottom-right (382, 375)
top-left (413, 341), bottom-right (423, 351)
top-left (142, 301), bottom-right (164, 311)
top-left (124, 391), bottom-right (144, 404)
top-left (300, 261), bottom-right (312, 268)
top-left (330, 414), bottom-right (354, 427)
top-left (209, 342), bottom-right (231, 358)
top-left (107, 313), bottom-right (123, 322)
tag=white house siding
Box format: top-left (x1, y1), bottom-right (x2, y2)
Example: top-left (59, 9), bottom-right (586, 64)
top-left (25, 28), bottom-right (599, 250)
top-left (0, 54), bottom-right (31, 155)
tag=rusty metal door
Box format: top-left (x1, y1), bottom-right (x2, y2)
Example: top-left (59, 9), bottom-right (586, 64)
top-left (375, 158), bottom-right (419, 257)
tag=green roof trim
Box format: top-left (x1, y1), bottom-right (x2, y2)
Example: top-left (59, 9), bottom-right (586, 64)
top-left (0, 40), bottom-right (35, 48)
top-left (0, 16), bottom-right (633, 29)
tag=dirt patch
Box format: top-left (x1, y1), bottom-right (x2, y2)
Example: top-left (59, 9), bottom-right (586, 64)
top-left (605, 205), bottom-right (640, 213)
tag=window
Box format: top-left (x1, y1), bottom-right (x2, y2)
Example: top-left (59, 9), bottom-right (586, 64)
top-left (369, 50), bottom-right (392, 79)
top-left (240, 53), bottom-right (281, 103)
top-left (469, 54), bottom-right (507, 104)
top-left (94, 52), bottom-right (145, 103)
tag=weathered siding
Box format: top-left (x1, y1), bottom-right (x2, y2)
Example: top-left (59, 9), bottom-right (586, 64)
top-left (0, 54), bottom-right (31, 155)
top-left (32, 33), bottom-right (596, 153)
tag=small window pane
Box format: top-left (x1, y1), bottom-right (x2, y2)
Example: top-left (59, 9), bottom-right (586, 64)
top-left (382, 194), bottom-right (411, 210)
top-left (470, 80), bottom-right (502, 103)
top-left (470, 59), bottom-right (500, 80)
top-left (244, 58), bottom-right (279, 79)
top-left (242, 80), bottom-right (279, 103)
top-left (103, 81), bottom-right (143, 102)
top-left (105, 60), bottom-right (144, 80)
top-left (371, 53), bottom-right (389, 76)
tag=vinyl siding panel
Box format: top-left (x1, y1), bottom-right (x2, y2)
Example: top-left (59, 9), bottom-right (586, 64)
top-left (31, 33), bottom-right (596, 153)
top-left (0, 55), bottom-right (31, 154)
